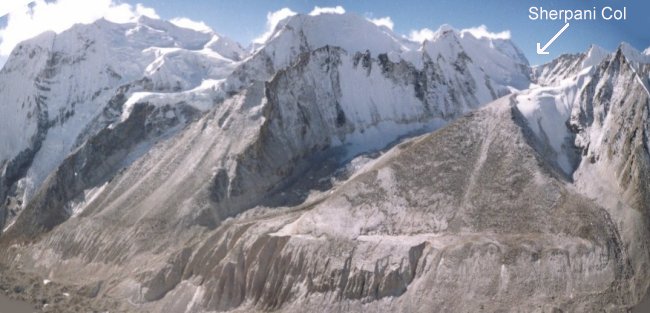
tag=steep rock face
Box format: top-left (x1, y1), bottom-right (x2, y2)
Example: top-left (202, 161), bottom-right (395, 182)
top-left (5, 101), bottom-right (202, 237)
top-left (570, 50), bottom-right (650, 200)
top-left (570, 50), bottom-right (650, 303)
top-left (568, 48), bottom-right (650, 211)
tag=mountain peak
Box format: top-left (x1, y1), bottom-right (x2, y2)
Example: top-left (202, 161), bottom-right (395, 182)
top-left (617, 42), bottom-right (650, 65)
top-left (420, 24), bottom-right (529, 90)
top-left (582, 44), bottom-right (609, 68)
top-left (587, 44), bottom-right (608, 56)
top-left (135, 14), bottom-right (163, 26)
top-left (434, 24), bottom-right (457, 38)
top-left (251, 12), bottom-right (412, 71)
top-left (265, 12), bottom-right (410, 54)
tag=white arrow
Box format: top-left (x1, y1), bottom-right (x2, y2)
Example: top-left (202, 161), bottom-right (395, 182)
top-left (537, 23), bottom-right (570, 55)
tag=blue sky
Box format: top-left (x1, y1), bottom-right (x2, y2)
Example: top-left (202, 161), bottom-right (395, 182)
top-left (125, 0), bottom-right (649, 65)
top-left (1, 0), bottom-right (648, 65)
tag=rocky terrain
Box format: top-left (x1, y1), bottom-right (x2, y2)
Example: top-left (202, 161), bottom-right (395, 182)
top-left (0, 11), bottom-right (649, 313)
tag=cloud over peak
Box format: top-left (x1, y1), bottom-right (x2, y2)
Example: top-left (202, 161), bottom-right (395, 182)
top-left (408, 28), bottom-right (436, 43)
top-left (367, 16), bottom-right (394, 30)
top-left (252, 7), bottom-right (297, 44)
top-left (407, 24), bottom-right (511, 43)
top-left (170, 17), bottom-right (212, 33)
top-left (460, 25), bottom-right (511, 40)
top-left (309, 6), bottom-right (345, 16)
top-left (252, 6), bottom-right (347, 45)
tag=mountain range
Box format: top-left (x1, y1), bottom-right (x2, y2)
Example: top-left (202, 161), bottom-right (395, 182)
top-left (0, 12), bottom-right (649, 313)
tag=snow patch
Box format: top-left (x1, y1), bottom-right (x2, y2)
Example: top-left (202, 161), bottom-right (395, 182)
top-left (69, 182), bottom-right (109, 218)
top-left (121, 79), bottom-right (224, 122)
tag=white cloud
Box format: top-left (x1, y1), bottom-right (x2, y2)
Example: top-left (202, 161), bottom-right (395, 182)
top-left (309, 6), bottom-right (345, 16)
top-left (170, 17), bottom-right (212, 33)
top-left (134, 3), bottom-right (157, 19)
top-left (644, 47), bottom-right (650, 56)
top-left (0, 0), bottom-right (33, 18)
top-left (251, 6), bottom-right (348, 45)
top-left (367, 16), bottom-right (393, 30)
top-left (252, 7), bottom-right (296, 44)
top-left (408, 28), bottom-right (436, 43)
top-left (407, 24), bottom-right (510, 43)
top-left (0, 0), bottom-right (158, 65)
top-left (460, 25), bottom-right (510, 40)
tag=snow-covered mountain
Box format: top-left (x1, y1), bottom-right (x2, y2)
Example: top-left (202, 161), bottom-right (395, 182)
top-left (0, 11), bottom-right (649, 313)
top-left (0, 16), bottom-right (246, 229)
